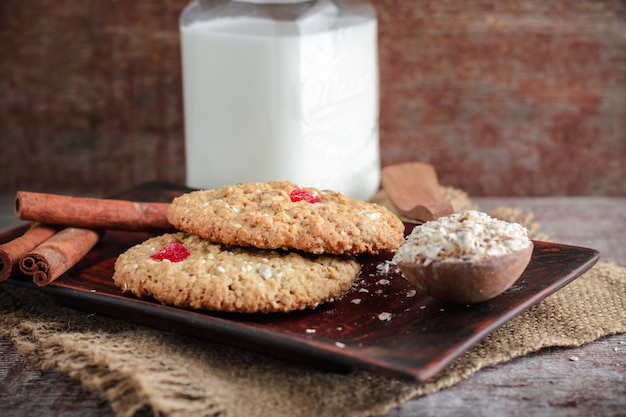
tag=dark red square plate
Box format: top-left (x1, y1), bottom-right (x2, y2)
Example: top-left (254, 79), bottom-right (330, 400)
top-left (2, 183), bottom-right (599, 381)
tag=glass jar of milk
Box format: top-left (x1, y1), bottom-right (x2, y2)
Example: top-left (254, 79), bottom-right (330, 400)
top-left (180, 0), bottom-right (379, 201)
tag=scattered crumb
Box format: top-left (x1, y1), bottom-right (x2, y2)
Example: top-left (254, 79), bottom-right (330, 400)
top-left (305, 328), bottom-right (316, 334)
top-left (569, 356), bottom-right (579, 362)
top-left (351, 298), bottom-right (362, 305)
top-left (335, 342), bottom-right (346, 348)
top-left (378, 312), bottom-right (392, 321)
top-left (376, 278), bottom-right (390, 285)
top-left (376, 261), bottom-right (391, 274)
top-left (406, 289), bottom-right (416, 297)
top-left (358, 288), bottom-right (369, 293)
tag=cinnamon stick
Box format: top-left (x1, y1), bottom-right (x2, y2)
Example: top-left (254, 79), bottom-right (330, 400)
top-left (20, 227), bottom-right (102, 286)
top-left (14, 191), bottom-right (174, 233)
top-left (0, 223), bottom-right (58, 281)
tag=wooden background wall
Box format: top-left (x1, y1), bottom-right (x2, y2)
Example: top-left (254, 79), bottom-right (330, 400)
top-left (1, 0), bottom-right (624, 197)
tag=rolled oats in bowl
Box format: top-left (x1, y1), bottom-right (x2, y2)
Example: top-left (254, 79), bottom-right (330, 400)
top-left (392, 210), bottom-right (534, 304)
top-left (393, 210), bottom-right (532, 266)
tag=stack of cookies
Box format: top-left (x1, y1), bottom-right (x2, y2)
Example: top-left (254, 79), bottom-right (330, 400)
top-left (113, 181), bottom-right (405, 313)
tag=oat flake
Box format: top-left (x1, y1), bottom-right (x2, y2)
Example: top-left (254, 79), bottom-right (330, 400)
top-left (378, 312), bottom-right (392, 321)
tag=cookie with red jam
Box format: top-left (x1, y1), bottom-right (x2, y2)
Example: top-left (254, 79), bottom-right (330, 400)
top-left (166, 181), bottom-right (404, 255)
top-left (113, 232), bottom-right (360, 313)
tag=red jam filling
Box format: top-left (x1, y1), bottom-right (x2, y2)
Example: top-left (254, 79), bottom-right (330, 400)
top-left (150, 242), bottom-right (190, 262)
top-left (289, 189), bottom-right (321, 204)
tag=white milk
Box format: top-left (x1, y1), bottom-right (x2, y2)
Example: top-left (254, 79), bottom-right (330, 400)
top-left (181, 5), bottom-right (379, 201)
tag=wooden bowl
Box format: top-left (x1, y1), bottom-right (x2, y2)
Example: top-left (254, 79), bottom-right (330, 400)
top-left (397, 242), bottom-right (534, 304)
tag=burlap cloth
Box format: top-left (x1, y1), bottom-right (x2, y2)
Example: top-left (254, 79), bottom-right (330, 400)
top-left (1, 189), bottom-right (625, 417)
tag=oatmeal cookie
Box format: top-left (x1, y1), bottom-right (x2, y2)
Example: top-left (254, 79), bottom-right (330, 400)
top-left (166, 181), bottom-right (405, 255)
top-left (113, 233), bottom-right (360, 313)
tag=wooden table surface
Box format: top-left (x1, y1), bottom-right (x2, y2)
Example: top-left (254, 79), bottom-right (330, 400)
top-left (1, 195), bottom-right (625, 417)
